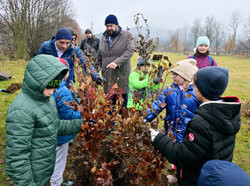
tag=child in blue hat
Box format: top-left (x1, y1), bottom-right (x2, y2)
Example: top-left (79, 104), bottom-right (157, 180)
top-left (150, 66), bottom-right (241, 185)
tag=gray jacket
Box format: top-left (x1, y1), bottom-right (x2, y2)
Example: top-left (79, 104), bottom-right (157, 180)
top-left (97, 29), bottom-right (134, 94)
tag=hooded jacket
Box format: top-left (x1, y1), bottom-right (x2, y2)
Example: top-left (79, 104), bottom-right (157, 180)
top-left (54, 81), bottom-right (82, 146)
top-left (5, 55), bottom-right (83, 186)
top-left (198, 160), bottom-right (250, 186)
top-left (152, 97), bottom-right (241, 186)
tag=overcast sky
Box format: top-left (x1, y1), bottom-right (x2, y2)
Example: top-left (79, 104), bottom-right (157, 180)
top-left (72, 0), bottom-right (249, 34)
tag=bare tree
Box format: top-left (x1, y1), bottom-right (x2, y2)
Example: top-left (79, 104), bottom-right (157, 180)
top-left (181, 25), bottom-right (191, 52)
top-left (0, 0), bottom-right (29, 59)
top-left (214, 21), bottom-right (225, 55)
top-left (228, 11), bottom-right (242, 54)
top-left (169, 30), bottom-right (183, 54)
top-left (238, 16), bottom-right (250, 54)
top-left (0, 0), bottom-right (75, 59)
top-left (190, 18), bottom-right (202, 47)
top-left (63, 17), bottom-right (85, 45)
top-left (203, 16), bottom-right (216, 47)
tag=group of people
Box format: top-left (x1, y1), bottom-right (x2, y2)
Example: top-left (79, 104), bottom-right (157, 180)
top-left (4, 13), bottom-right (249, 186)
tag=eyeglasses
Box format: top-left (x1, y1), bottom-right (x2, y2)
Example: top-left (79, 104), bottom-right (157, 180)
top-left (171, 72), bottom-right (178, 77)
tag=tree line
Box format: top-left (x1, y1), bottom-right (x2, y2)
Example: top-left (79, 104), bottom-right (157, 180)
top-left (0, 0), bottom-right (83, 59)
top-left (0, 1), bottom-right (249, 60)
top-left (162, 11), bottom-right (249, 55)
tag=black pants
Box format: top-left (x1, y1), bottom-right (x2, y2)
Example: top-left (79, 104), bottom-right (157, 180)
top-left (111, 94), bottom-right (128, 109)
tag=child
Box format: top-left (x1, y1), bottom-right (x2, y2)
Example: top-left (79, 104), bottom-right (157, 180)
top-left (187, 36), bottom-right (217, 69)
top-left (5, 54), bottom-right (83, 186)
top-left (127, 56), bottom-right (161, 110)
top-left (50, 58), bottom-right (82, 186)
top-left (145, 59), bottom-right (200, 143)
top-left (198, 160), bottom-right (250, 186)
top-left (150, 66), bottom-right (241, 185)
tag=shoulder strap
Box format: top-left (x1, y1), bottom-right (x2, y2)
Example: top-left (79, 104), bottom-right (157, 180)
top-left (191, 54), bottom-right (213, 66)
top-left (208, 55), bottom-right (213, 66)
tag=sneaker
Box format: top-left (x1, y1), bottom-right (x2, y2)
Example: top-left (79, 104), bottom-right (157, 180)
top-left (167, 175), bottom-right (177, 184)
top-left (61, 180), bottom-right (74, 186)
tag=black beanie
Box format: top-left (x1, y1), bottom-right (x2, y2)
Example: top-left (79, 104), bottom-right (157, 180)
top-left (105, 14), bottom-right (118, 25)
top-left (194, 66), bottom-right (229, 100)
top-left (85, 29), bottom-right (92, 34)
top-left (55, 28), bottom-right (72, 40)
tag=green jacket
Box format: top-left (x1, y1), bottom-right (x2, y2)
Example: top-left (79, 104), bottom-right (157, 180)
top-left (128, 67), bottom-right (160, 110)
top-left (5, 54), bottom-right (83, 186)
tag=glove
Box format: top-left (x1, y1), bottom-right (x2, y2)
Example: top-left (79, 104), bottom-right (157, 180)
top-left (153, 66), bottom-right (163, 84)
top-left (94, 76), bottom-right (105, 85)
top-left (88, 119), bottom-right (96, 127)
top-left (150, 128), bottom-right (159, 142)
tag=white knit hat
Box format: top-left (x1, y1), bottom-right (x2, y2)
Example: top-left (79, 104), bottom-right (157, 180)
top-left (171, 59), bottom-right (198, 81)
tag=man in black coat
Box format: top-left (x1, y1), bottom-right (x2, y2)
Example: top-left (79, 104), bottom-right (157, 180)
top-left (150, 67), bottom-right (241, 186)
top-left (80, 29), bottom-right (100, 58)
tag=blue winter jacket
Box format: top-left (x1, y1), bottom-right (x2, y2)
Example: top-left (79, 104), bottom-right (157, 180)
top-left (145, 83), bottom-right (200, 143)
top-left (198, 160), bottom-right (250, 186)
top-left (53, 81), bottom-right (82, 146)
top-left (37, 37), bottom-right (99, 85)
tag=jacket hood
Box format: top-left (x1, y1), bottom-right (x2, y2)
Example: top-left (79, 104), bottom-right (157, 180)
top-left (197, 96), bottom-right (241, 135)
top-left (22, 54), bottom-right (68, 99)
top-left (198, 160), bottom-right (250, 186)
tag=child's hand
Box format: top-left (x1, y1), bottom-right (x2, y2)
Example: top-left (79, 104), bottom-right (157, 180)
top-left (94, 76), bottom-right (105, 85)
top-left (150, 128), bottom-right (159, 142)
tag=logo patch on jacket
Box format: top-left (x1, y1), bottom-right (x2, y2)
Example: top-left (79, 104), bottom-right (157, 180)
top-left (189, 133), bottom-right (194, 141)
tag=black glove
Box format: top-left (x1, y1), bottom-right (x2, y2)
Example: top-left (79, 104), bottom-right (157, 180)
top-left (88, 119), bottom-right (96, 127)
top-left (154, 66), bottom-right (163, 84)
top-left (94, 76), bottom-right (105, 85)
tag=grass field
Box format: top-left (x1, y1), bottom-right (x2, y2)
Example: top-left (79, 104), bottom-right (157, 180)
top-left (0, 53), bottom-right (249, 184)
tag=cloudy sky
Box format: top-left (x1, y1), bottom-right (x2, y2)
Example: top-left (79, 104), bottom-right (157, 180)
top-left (72, 0), bottom-right (249, 34)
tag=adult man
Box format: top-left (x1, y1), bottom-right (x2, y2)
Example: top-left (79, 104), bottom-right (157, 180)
top-left (37, 28), bottom-right (103, 85)
top-left (97, 14), bottom-right (134, 108)
top-left (80, 29), bottom-right (100, 58)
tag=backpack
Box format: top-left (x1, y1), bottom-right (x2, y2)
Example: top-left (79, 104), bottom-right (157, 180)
top-left (190, 54), bottom-right (213, 66)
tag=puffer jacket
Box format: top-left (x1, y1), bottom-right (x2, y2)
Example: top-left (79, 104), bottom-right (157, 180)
top-left (5, 54), bottom-right (83, 186)
top-left (53, 81), bottom-right (82, 146)
top-left (127, 67), bottom-right (160, 110)
top-left (145, 83), bottom-right (200, 143)
top-left (187, 53), bottom-right (217, 69)
top-left (153, 96), bottom-right (241, 186)
top-left (37, 37), bottom-right (99, 85)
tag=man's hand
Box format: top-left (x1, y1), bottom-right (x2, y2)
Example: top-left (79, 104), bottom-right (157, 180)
top-left (106, 62), bottom-right (117, 69)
